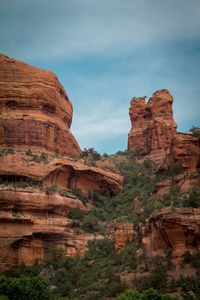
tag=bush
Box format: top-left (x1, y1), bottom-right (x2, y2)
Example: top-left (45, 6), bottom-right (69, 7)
top-left (88, 189), bottom-right (99, 203)
top-left (45, 185), bottom-right (57, 194)
top-left (0, 148), bottom-right (15, 156)
top-left (69, 207), bottom-right (85, 221)
top-left (26, 149), bottom-right (32, 156)
top-left (81, 148), bottom-right (100, 161)
top-left (165, 160), bottom-right (184, 177)
top-left (116, 288), bottom-right (178, 300)
top-left (31, 153), bottom-right (49, 164)
top-left (70, 188), bottom-right (88, 203)
top-left (182, 188), bottom-right (200, 208)
top-left (0, 275), bottom-right (53, 300)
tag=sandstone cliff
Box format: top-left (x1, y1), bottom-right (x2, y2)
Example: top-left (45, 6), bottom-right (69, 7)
top-left (0, 54), bottom-right (81, 156)
top-left (0, 186), bottom-right (96, 270)
top-left (158, 133), bottom-right (200, 173)
top-left (142, 208), bottom-right (200, 262)
top-left (128, 89), bottom-right (177, 164)
top-left (0, 54), bottom-right (123, 270)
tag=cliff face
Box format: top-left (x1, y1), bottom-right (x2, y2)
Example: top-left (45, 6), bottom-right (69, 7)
top-left (0, 54), bottom-right (81, 156)
top-left (142, 208), bottom-right (200, 262)
top-left (0, 153), bottom-right (123, 196)
top-left (128, 89), bottom-right (177, 163)
top-left (0, 187), bottom-right (96, 270)
top-left (0, 54), bottom-right (123, 270)
top-left (169, 133), bottom-right (200, 171)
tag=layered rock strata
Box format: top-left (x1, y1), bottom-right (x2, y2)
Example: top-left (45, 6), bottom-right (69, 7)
top-left (0, 54), bottom-right (123, 270)
top-left (159, 133), bottom-right (200, 173)
top-left (0, 154), bottom-right (123, 196)
top-left (0, 54), bottom-right (81, 156)
top-left (142, 208), bottom-right (200, 262)
top-left (128, 89), bottom-right (177, 163)
top-left (0, 186), bottom-right (97, 270)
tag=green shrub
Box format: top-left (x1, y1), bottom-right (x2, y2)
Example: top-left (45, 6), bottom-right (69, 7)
top-left (31, 153), bottom-right (49, 164)
top-left (116, 288), bottom-right (178, 300)
top-left (0, 275), bottom-right (53, 300)
top-left (0, 148), bottom-right (15, 156)
top-left (45, 185), bottom-right (57, 194)
top-left (0, 296), bottom-right (9, 300)
top-left (80, 148), bottom-right (100, 161)
top-left (182, 188), bottom-right (200, 208)
top-left (88, 189), bottom-right (99, 203)
top-left (26, 149), bottom-right (32, 156)
top-left (69, 207), bottom-right (85, 221)
top-left (70, 188), bottom-right (88, 203)
top-left (165, 160), bottom-right (184, 177)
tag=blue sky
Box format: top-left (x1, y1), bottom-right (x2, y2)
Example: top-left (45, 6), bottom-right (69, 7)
top-left (0, 0), bottom-right (200, 154)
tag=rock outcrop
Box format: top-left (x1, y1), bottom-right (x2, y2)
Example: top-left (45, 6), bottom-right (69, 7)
top-left (109, 222), bottom-right (135, 252)
top-left (0, 153), bottom-right (123, 196)
top-left (156, 173), bottom-right (200, 195)
top-left (159, 133), bottom-right (200, 173)
top-left (142, 208), bottom-right (200, 262)
top-left (0, 54), bottom-right (123, 270)
top-left (128, 89), bottom-right (177, 164)
top-left (0, 54), bottom-right (81, 156)
top-left (0, 186), bottom-right (97, 270)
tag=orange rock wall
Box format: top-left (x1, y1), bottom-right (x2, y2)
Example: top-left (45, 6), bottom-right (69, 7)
top-left (0, 187), bottom-right (96, 271)
top-left (142, 208), bottom-right (200, 262)
top-left (0, 54), bottom-right (81, 156)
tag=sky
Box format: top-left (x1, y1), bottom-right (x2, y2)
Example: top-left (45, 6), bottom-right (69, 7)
top-left (0, 0), bottom-right (200, 154)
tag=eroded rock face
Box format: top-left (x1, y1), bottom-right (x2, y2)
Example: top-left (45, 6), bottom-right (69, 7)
top-left (0, 152), bottom-right (122, 270)
top-left (157, 133), bottom-right (200, 175)
top-left (0, 154), bottom-right (123, 196)
top-left (170, 133), bottom-right (200, 171)
top-left (0, 54), bottom-right (81, 156)
top-left (142, 208), bottom-right (200, 262)
top-left (128, 89), bottom-right (177, 164)
top-left (156, 173), bottom-right (200, 195)
top-left (109, 222), bottom-right (136, 252)
top-left (0, 187), bottom-right (97, 271)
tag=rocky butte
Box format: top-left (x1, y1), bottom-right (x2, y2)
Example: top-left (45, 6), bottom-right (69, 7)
top-left (128, 89), bottom-right (177, 164)
top-left (0, 53), bottom-right (81, 156)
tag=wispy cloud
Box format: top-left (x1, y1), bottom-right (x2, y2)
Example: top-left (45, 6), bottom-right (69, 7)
top-left (0, 0), bottom-right (200, 153)
top-left (1, 0), bottom-right (200, 61)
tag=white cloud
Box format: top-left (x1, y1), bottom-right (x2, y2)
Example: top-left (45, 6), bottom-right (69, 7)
top-left (1, 0), bottom-right (200, 61)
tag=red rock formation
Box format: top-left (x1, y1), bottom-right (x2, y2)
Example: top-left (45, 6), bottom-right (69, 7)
top-left (128, 89), bottom-right (177, 164)
top-left (0, 54), bottom-right (81, 156)
top-left (156, 173), bottom-right (200, 195)
top-left (157, 133), bottom-right (200, 176)
top-left (109, 222), bottom-right (135, 252)
top-left (0, 153), bottom-right (123, 196)
top-left (0, 186), bottom-right (101, 270)
top-left (142, 208), bottom-right (200, 262)
top-left (169, 133), bottom-right (200, 171)
top-left (0, 54), bottom-right (123, 270)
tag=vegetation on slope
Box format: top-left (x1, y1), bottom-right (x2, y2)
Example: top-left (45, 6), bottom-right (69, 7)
top-left (0, 148), bottom-right (200, 299)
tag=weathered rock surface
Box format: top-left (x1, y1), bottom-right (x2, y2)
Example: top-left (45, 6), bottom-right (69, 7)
top-left (0, 186), bottom-right (101, 271)
top-left (0, 153), bottom-right (123, 196)
top-left (0, 54), bottom-right (123, 270)
top-left (0, 54), bottom-right (81, 156)
top-left (128, 89), bottom-right (177, 164)
top-left (156, 172), bottom-right (200, 195)
top-left (142, 208), bottom-right (200, 262)
top-left (159, 133), bottom-right (200, 172)
top-left (109, 222), bottom-right (135, 252)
